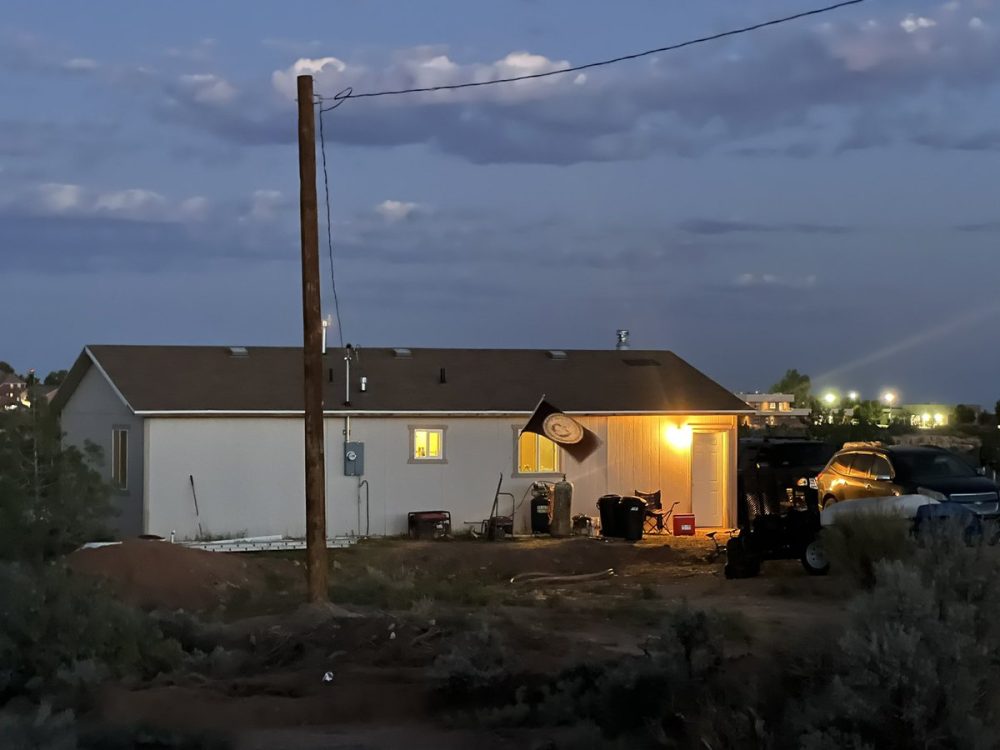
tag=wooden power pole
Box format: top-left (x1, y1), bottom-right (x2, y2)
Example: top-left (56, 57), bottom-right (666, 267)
top-left (296, 74), bottom-right (328, 602)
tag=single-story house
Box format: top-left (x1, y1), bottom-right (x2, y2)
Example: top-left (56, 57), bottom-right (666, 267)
top-left (55, 345), bottom-right (751, 540)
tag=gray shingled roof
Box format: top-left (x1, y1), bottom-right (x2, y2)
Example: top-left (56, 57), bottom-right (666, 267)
top-left (57, 345), bottom-right (750, 414)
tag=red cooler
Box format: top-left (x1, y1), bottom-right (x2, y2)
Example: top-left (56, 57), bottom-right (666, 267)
top-left (672, 514), bottom-right (696, 536)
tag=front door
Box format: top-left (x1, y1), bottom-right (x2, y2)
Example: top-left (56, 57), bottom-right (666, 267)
top-left (692, 431), bottom-right (725, 527)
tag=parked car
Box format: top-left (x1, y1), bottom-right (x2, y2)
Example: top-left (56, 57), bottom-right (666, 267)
top-left (738, 438), bottom-right (836, 525)
top-left (815, 442), bottom-right (1000, 517)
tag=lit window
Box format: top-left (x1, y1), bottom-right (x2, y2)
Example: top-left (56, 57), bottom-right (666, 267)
top-left (411, 428), bottom-right (445, 461)
top-left (778, 402), bottom-right (791, 412)
top-left (517, 431), bottom-right (561, 474)
top-left (112, 427), bottom-right (128, 490)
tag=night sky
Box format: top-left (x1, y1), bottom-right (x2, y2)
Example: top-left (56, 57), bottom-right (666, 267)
top-left (2, 0), bottom-right (999, 404)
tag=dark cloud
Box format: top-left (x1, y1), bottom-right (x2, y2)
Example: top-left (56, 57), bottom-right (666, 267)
top-left (677, 218), bottom-right (853, 235)
top-left (142, 4), bottom-right (1000, 165)
top-left (955, 221), bottom-right (1000, 233)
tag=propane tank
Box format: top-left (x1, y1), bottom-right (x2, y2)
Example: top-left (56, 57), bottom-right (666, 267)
top-left (550, 476), bottom-right (573, 537)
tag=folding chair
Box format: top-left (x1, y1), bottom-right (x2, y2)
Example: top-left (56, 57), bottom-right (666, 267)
top-left (636, 489), bottom-right (665, 534)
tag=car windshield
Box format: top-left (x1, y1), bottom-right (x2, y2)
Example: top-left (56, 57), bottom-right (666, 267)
top-left (771, 443), bottom-right (835, 466)
top-left (892, 451), bottom-right (977, 481)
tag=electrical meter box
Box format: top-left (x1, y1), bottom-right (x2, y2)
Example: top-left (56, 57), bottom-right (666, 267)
top-left (344, 442), bottom-right (365, 476)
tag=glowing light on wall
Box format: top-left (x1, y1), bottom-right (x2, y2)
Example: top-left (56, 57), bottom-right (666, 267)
top-left (664, 424), bottom-right (693, 450)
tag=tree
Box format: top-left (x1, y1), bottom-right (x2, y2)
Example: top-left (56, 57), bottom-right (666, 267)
top-left (0, 361), bottom-right (13, 375)
top-left (954, 404), bottom-right (977, 425)
top-left (769, 369), bottom-right (811, 407)
top-left (995, 400), bottom-right (1000, 426)
top-left (43, 369), bottom-right (68, 386)
top-left (853, 400), bottom-right (883, 426)
top-left (0, 399), bottom-right (113, 561)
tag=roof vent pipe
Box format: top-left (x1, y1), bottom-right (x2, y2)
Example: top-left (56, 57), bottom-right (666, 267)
top-left (343, 344), bottom-right (354, 407)
top-left (439, 367), bottom-right (447, 384)
top-left (360, 376), bottom-right (368, 392)
top-left (616, 329), bottom-right (630, 350)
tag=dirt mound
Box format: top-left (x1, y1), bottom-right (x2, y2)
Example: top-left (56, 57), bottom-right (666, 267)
top-left (69, 540), bottom-right (301, 611)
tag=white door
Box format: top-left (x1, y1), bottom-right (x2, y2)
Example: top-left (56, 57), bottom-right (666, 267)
top-left (691, 432), bottom-right (725, 527)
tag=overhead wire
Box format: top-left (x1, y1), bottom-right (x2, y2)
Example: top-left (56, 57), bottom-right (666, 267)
top-left (317, 98), bottom-right (345, 349)
top-left (318, 0), bottom-right (864, 108)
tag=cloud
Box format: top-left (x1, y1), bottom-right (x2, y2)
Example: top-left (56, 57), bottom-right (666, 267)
top-left (140, 3), bottom-right (1000, 164)
top-left (900, 15), bottom-right (937, 33)
top-left (678, 218), bottom-right (852, 235)
top-left (177, 73), bottom-right (237, 105)
top-left (242, 189), bottom-right (288, 222)
top-left (165, 38), bottom-right (216, 62)
top-left (11, 182), bottom-right (196, 223)
top-left (733, 273), bottom-right (818, 290)
top-left (955, 220), bottom-right (1000, 232)
top-left (63, 57), bottom-right (99, 72)
top-left (375, 199), bottom-right (420, 222)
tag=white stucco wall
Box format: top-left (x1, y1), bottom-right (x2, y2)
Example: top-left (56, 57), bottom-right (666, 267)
top-left (145, 413), bottom-right (737, 540)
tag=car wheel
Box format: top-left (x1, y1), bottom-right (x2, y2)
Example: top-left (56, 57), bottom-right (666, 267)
top-left (820, 495), bottom-right (838, 510)
top-left (801, 537), bottom-right (830, 576)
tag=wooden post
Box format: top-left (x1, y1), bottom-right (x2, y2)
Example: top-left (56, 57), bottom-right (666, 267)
top-left (297, 74), bottom-right (328, 602)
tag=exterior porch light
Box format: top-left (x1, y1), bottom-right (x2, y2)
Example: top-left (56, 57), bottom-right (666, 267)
top-left (664, 424), bottom-right (693, 450)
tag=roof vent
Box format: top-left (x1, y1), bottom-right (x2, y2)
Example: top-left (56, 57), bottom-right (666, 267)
top-left (393, 348), bottom-right (412, 358)
top-left (616, 329), bottom-right (630, 350)
top-left (229, 346), bottom-right (249, 357)
top-left (547, 350), bottom-right (567, 360)
top-left (622, 358), bottom-right (660, 367)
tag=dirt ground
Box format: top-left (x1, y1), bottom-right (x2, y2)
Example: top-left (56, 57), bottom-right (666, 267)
top-left (73, 534), bottom-right (850, 749)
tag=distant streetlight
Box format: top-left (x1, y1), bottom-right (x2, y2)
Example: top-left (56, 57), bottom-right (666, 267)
top-left (847, 391), bottom-right (859, 402)
top-left (823, 392), bottom-right (837, 406)
top-left (882, 391), bottom-right (897, 405)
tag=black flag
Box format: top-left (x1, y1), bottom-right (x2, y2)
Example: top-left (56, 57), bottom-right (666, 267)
top-left (522, 398), bottom-right (601, 463)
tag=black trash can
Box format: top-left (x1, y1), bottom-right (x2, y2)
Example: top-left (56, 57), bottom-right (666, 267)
top-left (597, 494), bottom-right (622, 537)
top-left (619, 496), bottom-right (646, 542)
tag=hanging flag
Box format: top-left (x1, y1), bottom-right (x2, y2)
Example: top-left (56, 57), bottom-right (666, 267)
top-left (522, 397), bottom-right (602, 463)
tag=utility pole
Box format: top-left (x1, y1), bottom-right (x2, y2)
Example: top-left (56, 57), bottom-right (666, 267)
top-left (297, 74), bottom-right (328, 602)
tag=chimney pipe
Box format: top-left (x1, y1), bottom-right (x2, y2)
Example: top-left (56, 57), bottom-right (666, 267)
top-left (616, 329), bottom-right (630, 350)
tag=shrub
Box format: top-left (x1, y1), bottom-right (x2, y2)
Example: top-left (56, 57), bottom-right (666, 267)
top-left (821, 513), bottom-right (914, 588)
top-left (446, 605), bottom-right (759, 747)
top-left (0, 563), bottom-right (182, 706)
top-left (789, 530), bottom-right (1000, 749)
top-left (431, 621), bottom-right (514, 701)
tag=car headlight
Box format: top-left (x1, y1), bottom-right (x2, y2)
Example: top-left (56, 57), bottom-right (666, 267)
top-left (796, 477), bottom-right (809, 487)
top-left (917, 487), bottom-right (948, 503)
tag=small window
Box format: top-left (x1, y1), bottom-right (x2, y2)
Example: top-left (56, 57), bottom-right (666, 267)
top-left (112, 427), bottom-right (128, 490)
top-left (410, 427), bottom-right (445, 462)
top-left (517, 431), bottom-right (561, 474)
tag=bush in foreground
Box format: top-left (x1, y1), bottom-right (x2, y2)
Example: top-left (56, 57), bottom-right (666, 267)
top-left (790, 529), bottom-right (1000, 749)
top-left (0, 563), bottom-right (182, 707)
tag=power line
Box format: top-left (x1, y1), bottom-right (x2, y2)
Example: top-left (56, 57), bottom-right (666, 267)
top-left (317, 106), bottom-right (344, 349)
top-left (319, 0), bottom-right (863, 109)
